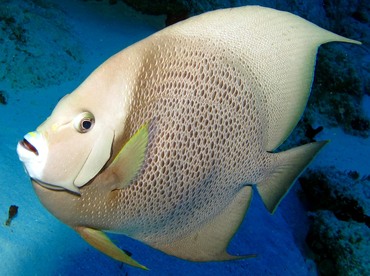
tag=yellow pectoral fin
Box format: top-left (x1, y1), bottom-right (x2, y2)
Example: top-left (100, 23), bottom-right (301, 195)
top-left (75, 227), bottom-right (148, 270)
top-left (109, 123), bottom-right (149, 190)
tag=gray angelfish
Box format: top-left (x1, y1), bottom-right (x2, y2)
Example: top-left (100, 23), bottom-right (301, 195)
top-left (17, 6), bottom-right (360, 269)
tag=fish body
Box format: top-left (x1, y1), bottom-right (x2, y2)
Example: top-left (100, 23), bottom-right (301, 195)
top-left (17, 6), bottom-right (359, 268)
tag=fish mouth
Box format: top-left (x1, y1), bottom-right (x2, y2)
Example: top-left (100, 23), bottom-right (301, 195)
top-left (17, 131), bottom-right (49, 187)
top-left (20, 138), bottom-right (39, 156)
top-left (17, 131), bottom-right (47, 164)
top-left (17, 131), bottom-right (80, 194)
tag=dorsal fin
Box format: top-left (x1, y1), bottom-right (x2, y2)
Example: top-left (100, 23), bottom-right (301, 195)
top-left (150, 186), bottom-right (255, 261)
top-left (164, 6), bottom-right (360, 150)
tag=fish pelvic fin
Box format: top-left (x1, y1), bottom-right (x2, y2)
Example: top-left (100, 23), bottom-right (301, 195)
top-left (108, 123), bottom-right (149, 190)
top-left (258, 140), bottom-right (329, 213)
top-left (75, 226), bottom-right (148, 270)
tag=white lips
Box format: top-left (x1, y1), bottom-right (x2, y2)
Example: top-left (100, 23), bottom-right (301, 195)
top-left (17, 131), bottom-right (48, 180)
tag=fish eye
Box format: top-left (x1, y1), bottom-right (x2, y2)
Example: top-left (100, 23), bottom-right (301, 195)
top-left (73, 112), bottom-right (95, 133)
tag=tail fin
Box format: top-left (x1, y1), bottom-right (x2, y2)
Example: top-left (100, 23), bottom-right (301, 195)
top-left (257, 141), bottom-right (329, 213)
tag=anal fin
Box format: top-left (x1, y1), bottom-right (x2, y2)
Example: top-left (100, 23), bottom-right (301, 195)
top-left (153, 186), bottom-right (256, 261)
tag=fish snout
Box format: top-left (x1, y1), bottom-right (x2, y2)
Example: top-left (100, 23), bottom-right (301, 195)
top-left (17, 131), bottom-right (47, 160)
top-left (17, 131), bottom-right (48, 179)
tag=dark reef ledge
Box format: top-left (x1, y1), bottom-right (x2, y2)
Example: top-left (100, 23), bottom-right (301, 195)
top-left (300, 168), bottom-right (370, 275)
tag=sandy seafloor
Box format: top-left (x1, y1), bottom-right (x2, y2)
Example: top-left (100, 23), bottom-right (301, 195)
top-left (0, 1), bottom-right (369, 275)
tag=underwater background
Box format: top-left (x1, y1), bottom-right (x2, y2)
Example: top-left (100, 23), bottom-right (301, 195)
top-left (0, 0), bottom-right (369, 275)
